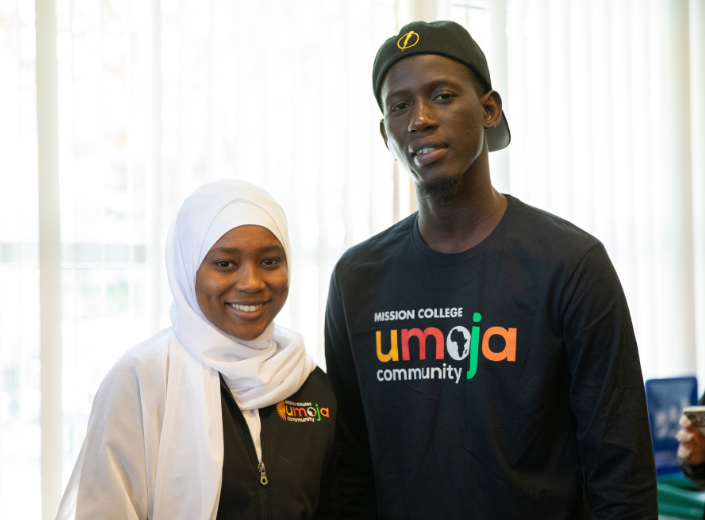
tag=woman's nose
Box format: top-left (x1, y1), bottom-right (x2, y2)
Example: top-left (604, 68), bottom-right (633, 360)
top-left (236, 263), bottom-right (265, 292)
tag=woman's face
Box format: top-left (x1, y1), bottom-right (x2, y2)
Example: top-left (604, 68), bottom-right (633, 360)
top-left (196, 225), bottom-right (289, 341)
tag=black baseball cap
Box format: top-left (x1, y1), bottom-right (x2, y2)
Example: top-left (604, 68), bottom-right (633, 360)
top-left (372, 20), bottom-right (511, 152)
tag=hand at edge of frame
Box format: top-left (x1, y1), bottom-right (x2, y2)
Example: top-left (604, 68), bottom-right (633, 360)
top-left (676, 415), bottom-right (705, 466)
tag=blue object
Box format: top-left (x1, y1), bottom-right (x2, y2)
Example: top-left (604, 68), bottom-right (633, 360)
top-left (645, 377), bottom-right (698, 476)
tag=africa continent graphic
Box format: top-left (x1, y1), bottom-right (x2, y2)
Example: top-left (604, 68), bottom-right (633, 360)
top-left (447, 326), bottom-right (470, 360)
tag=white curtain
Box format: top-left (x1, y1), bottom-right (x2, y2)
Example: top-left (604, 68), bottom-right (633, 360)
top-left (501, 0), bottom-right (704, 386)
top-left (0, 1), bottom-right (42, 518)
top-left (1, 0), bottom-right (704, 518)
top-left (3, 0), bottom-right (411, 517)
top-left (53, 0), bottom-right (412, 501)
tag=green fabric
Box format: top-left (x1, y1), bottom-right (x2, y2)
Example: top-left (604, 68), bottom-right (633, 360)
top-left (657, 474), bottom-right (705, 519)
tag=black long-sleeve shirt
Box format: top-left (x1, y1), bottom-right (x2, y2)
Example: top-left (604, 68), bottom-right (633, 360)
top-left (325, 195), bottom-right (657, 519)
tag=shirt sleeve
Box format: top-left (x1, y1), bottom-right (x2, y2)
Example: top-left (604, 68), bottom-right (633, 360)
top-left (57, 359), bottom-right (149, 520)
top-left (679, 458), bottom-right (705, 489)
top-left (324, 265), bottom-right (379, 520)
top-left (561, 243), bottom-right (658, 519)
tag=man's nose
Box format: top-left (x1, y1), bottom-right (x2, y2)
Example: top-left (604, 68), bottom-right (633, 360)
top-left (408, 100), bottom-right (437, 133)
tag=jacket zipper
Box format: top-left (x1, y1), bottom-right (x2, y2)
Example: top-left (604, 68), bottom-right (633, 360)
top-left (221, 377), bottom-right (268, 519)
top-left (244, 424), bottom-right (267, 520)
top-left (259, 462), bottom-right (268, 520)
top-left (258, 462), bottom-right (268, 485)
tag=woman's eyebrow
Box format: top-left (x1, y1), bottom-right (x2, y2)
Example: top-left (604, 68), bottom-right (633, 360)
top-left (209, 244), bottom-right (283, 254)
top-left (259, 244), bottom-right (284, 253)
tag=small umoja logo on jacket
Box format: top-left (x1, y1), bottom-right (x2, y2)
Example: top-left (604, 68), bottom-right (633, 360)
top-left (276, 400), bottom-right (330, 423)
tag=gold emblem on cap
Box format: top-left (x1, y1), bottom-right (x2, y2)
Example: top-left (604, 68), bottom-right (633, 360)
top-left (397, 31), bottom-right (419, 51)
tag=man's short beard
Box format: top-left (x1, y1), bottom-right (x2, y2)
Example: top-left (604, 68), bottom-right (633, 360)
top-left (415, 173), bottom-right (465, 204)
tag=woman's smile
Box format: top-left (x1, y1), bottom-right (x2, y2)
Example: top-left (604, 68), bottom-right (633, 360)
top-left (225, 300), bottom-right (269, 321)
top-left (228, 302), bottom-right (266, 313)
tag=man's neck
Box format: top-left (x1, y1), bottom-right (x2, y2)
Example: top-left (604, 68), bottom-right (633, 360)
top-left (415, 164), bottom-right (508, 255)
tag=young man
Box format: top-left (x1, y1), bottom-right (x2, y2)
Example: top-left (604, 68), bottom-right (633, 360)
top-left (324, 21), bottom-right (657, 519)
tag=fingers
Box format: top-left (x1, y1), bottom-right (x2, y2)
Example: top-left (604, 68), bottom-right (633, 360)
top-left (678, 444), bottom-right (693, 464)
top-left (676, 428), bottom-right (695, 444)
top-left (677, 419), bottom-right (705, 465)
top-left (678, 443), bottom-right (692, 460)
top-left (678, 415), bottom-right (703, 436)
top-left (677, 428), bottom-right (697, 463)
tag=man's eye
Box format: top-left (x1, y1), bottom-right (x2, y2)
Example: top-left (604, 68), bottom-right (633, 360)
top-left (434, 93), bottom-right (453, 101)
top-left (391, 102), bottom-right (409, 112)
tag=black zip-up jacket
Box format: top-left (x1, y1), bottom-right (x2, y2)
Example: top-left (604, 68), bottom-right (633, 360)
top-left (217, 367), bottom-right (339, 520)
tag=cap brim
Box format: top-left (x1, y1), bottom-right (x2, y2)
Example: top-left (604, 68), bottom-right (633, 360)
top-left (486, 110), bottom-right (510, 152)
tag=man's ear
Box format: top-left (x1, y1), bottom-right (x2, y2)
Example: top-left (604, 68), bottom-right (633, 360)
top-left (481, 90), bottom-right (503, 129)
top-left (380, 119), bottom-right (389, 150)
top-left (380, 120), bottom-right (397, 161)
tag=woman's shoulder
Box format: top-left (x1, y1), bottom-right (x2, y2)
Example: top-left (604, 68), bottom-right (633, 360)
top-left (95, 328), bottom-right (172, 407)
top-left (294, 366), bottom-right (337, 406)
top-left (115, 327), bottom-right (172, 370)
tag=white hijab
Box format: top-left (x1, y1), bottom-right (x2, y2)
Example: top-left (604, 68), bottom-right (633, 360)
top-left (167, 179), bottom-right (315, 410)
top-left (56, 179), bottom-right (315, 520)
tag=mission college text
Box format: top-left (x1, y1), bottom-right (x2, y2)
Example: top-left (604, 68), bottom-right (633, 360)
top-left (374, 307), bottom-right (464, 322)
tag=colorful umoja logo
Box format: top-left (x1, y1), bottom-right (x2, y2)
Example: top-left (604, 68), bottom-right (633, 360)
top-left (276, 400), bottom-right (330, 423)
top-left (375, 312), bottom-right (516, 381)
top-left (397, 30), bottom-right (419, 51)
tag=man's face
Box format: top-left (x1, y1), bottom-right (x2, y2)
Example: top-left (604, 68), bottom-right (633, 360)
top-left (379, 54), bottom-right (500, 197)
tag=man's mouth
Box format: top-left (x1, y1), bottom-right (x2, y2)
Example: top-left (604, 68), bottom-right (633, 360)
top-left (228, 303), bottom-right (265, 313)
top-left (413, 146), bottom-right (447, 166)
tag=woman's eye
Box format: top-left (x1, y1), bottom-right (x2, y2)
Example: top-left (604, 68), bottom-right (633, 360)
top-left (216, 260), bottom-right (233, 268)
top-left (262, 258), bottom-right (278, 267)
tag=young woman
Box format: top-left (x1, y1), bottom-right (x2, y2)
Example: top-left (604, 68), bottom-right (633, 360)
top-left (56, 180), bottom-right (338, 520)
